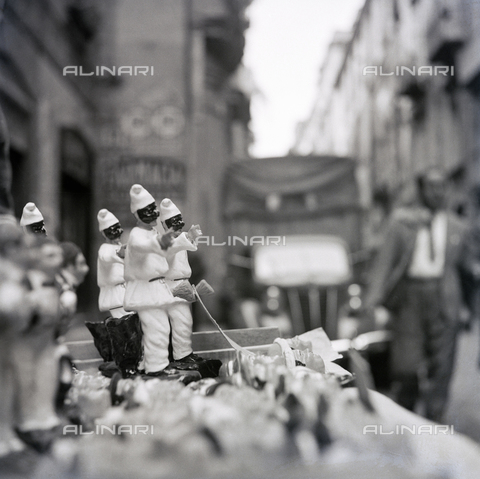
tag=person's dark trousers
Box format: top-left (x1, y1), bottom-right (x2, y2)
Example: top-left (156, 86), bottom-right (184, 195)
top-left (423, 314), bottom-right (458, 422)
top-left (390, 278), bottom-right (458, 421)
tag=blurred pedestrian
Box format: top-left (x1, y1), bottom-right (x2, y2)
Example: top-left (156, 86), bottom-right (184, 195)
top-left (364, 167), bottom-right (472, 421)
top-left (58, 241), bottom-right (90, 293)
top-left (56, 241), bottom-right (90, 336)
top-left (462, 186), bottom-right (480, 365)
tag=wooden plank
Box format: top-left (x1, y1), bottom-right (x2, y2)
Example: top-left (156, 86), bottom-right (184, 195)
top-left (72, 358), bottom-right (104, 373)
top-left (192, 327), bottom-right (279, 351)
top-left (197, 344), bottom-right (271, 363)
top-left (65, 327), bottom-right (280, 364)
top-left (66, 339), bottom-right (101, 360)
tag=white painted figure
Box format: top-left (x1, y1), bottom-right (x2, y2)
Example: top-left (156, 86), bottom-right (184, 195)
top-left (13, 236), bottom-right (65, 450)
top-left (160, 198), bottom-right (202, 363)
top-left (97, 209), bottom-right (128, 318)
top-left (123, 185), bottom-right (178, 375)
top-left (20, 202), bottom-right (47, 235)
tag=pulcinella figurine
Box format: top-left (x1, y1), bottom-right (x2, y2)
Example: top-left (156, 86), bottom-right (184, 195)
top-left (19, 202), bottom-right (47, 235)
top-left (12, 236), bottom-right (73, 453)
top-left (89, 185), bottom-right (220, 383)
top-left (97, 209), bottom-right (128, 318)
top-left (123, 184), bottom-right (178, 377)
top-left (160, 198), bottom-right (204, 366)
top-left (86, 208), bottom-right (143, 379)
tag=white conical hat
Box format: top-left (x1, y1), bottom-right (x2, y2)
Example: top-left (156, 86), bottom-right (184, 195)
top-left (160, 198), bottom-right (181, 222)
top-left (20, 202), bottom-right (44, 226)
top-left (129, 184), bottom-right (155, 213)
top-left (97, 208), bottom-right (120, 232)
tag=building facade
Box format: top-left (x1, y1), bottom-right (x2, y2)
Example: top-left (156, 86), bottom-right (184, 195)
top-left (293, 0), bottom-right (480, 214)
top-left (1, 0), bottom-right (251, 316)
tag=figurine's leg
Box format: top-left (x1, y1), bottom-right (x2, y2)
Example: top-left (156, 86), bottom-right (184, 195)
top-left (106, 313), bottom-right (143, 377)
top-left (138, 308), bottom-right (170, 373)
top-left (110, 306), bottom-right (128, 318)
top-left (13, 334), bottom-right (61, 432)
top-left (168, 302), bottom-right (193, 360)
top-left (0, 338), bottom-right (25, 456)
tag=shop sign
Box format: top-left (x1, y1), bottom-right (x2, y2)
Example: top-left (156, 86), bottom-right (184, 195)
top-left (102, 156), bottom-right (186, 210)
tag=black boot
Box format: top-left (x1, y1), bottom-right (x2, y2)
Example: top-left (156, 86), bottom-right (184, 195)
top-left (85, 320), bottom-right (113, 362)
top-left (170, 353), bottom-right (222, 379)
top-left (106, 313), bottom-right (143, 378)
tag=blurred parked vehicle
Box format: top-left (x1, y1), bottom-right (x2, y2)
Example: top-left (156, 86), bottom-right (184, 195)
top-left (221, 155), bottom-right (392, 388)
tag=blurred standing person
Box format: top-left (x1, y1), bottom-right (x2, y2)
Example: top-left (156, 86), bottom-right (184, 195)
top-left (57, 241), bottom-right (90, 294)
top-left (364, 168), bottom-right (472, 421)
top-left (55, 241), bottom-right (90, 336)
top-left (462, 186), bottom-right (480, 365)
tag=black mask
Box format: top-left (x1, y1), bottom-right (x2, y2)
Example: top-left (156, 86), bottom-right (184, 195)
top-left (27, 221), bottom-right (47, 235)
top-left (137, 203), bottom-right (160, 224)
top-left (165, 214), bottom-right (185, 231)
top-left (103, 222), bottom-right (123, 240)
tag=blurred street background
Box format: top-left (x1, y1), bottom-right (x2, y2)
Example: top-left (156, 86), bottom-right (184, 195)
top-left (1, 0), bottom-right (480, 442)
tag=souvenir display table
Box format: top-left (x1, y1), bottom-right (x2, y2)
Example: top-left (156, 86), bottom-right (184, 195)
top-left (53, 326), bottom-right (480, 479)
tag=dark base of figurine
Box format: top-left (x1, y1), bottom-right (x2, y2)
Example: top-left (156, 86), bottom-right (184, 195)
top-left (98, 360), bottom-right (122, 378)
top-left (140, 368), bottom-right (202, 383)
top-left (15, 425), bottom-right (62, 454)
top-left (99, 358), bottom-right (222, 381)
top-left (109, 357), bottom-right (222, 406)
top-left (168, 356), bottom-right (222, 379)
top-left (110, 368), bottom-right (203, 405)
top-left (87, 315), bottom-right (222, 382)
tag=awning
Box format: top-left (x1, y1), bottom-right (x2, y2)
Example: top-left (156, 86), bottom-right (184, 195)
top-left (223, 155), bottom-right (360, 221)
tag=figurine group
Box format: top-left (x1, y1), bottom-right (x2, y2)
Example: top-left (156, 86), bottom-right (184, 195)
top-left (95, 184), bottom-right (217, 380)
top-left (0, 203), bottom-right (89, 456)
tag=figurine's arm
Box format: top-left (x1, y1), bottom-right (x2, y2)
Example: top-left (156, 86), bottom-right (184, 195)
top-left (98, 245), bottom-right (124, 263)
top-left (129, 229), bottom-right (171, 256)
top-left (168, 231), bottom-right (198, 254)
top-left (116, 244), bottom-right (126, 259)
top-left (186, 224), bottom-right (202, 244)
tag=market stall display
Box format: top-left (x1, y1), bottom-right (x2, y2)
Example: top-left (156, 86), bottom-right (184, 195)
top-left (63, 348), bottom-right (480, 479)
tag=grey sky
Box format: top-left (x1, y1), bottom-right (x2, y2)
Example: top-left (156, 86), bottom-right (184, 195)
top-left (244, 0), bottom-right (365, 158)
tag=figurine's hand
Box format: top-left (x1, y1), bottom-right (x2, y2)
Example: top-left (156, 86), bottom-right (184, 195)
top-left (187, 224), bottom-right (202, 243)
top-left (158, 230), bottom-right (175, 250)
top-left (60, 290), bottom-right (78, 315)
top-left (117, 244), bottom-right (126, 259)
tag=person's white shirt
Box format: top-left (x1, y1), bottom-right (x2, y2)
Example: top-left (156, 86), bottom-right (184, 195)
top-left (408, 211), bottom-right (447, 278)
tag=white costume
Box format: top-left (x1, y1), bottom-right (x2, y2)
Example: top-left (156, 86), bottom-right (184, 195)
top-left (20, 202), bottom-right (43, 227)
top-left (98, 243), bottom-right (127, 318)
top-left (97, 209), bottom-right (127, 318)
top-left (20, 202), bottom-right (45, 234)
top-left (123, 185), bottom-right (193, 373)
top-left (160, 199), bottom-right (198, 361)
